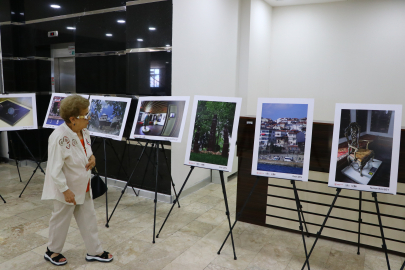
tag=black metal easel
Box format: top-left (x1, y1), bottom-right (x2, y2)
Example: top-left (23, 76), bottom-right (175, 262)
top-left (301, 189), bottom-right (391, 270)
top-left (7, 131), bottom-right (22, 182)
top-left (357, 191), bottom-right (362, 255)
top-left (215, 176), bottom-right (310, 265)
top-left (156, 168), bottom-right (238, 260)
top-left (292, 180), bottom-right (310, 270)
top-left (0, 130), bottom-right (22, 184)
top-left (17, 131), bottom-right (46, 197)
top-left (106, 140), bottom-right (181, 243)
top-left (400, 258), bottom-right (405, 270)
top-left (91, 136), bottom-right (148, 226)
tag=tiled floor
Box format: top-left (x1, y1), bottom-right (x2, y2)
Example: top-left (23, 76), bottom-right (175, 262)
top-left (0, 163), bottom-right (404, 270)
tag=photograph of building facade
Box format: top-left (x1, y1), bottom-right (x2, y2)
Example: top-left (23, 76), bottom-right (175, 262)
top-left (255, 103), bottom-right (309, 176)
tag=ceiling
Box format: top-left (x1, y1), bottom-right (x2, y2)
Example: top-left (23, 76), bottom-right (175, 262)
top-left (265, 0), bottom-right (347, 7)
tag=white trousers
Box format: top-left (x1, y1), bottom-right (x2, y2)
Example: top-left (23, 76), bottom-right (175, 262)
top-left (47, 192), bottom-right (103, 255)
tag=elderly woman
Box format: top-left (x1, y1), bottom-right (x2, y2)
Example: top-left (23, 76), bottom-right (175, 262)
top-left (41, 95), bottom-right (113, 266)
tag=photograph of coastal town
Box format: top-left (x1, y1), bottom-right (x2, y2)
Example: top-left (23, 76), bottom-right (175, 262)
top-left (252, 98), bottom-right (314, 181)
top-left (88, 96), bottom-right (131, 141)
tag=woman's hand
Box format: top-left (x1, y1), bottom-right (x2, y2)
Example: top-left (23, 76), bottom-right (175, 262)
top-left (63, 189), bottom-right (76, 205)
top-left (86, 155), bottom-right (96, 171)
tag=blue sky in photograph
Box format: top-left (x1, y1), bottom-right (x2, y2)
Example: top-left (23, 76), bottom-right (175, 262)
top-left (261, 103), bottom-right (308, 120)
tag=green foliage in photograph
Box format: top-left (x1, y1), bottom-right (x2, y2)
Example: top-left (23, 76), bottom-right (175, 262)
top-left (192, 101), bottom-right (236, 150)
top-left (90, 100), bottom-right (126, 118)
top-left (190, 152), bottom-right (228, 166)
top-left (105, 101), bottom-right (126, 118)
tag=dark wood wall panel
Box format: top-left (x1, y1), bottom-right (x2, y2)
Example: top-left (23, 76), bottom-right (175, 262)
top-left (236, 116), bottom-right (405, 255)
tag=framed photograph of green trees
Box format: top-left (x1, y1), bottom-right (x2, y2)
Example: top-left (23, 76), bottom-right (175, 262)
top-left (184, 96), bottom-right (242, 172)
top-left (88, 95), bottom-right (132, 141)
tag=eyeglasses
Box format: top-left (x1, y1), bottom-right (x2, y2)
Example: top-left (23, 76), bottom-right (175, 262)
top-left (77, 112), bottom-right (91, 120)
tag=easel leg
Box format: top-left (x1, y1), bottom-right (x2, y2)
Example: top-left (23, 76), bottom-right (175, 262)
top-left (103, 139), bottom-right (109, 227)
top-left (9, 132), bottom-right (22, 182)
top-left (19, 152), bottom-right (47, 198)
top-left (152, 142), bottom-right (159, 244)
top-left (301, 188), bottom-right (341, 270)
top-left (106, 142), bottom-right (150, 227)
top-left (295, 185), bottom-right (310, 237)
top-left (372, 192), bottom-right (391, 270)
top-left (19, 162), bottom-right (39, 198)
top-left (135, 142), bottom-right (155, 196)
top-left (219, 171), bottom-right (237, 260)
top-left (15, 132), bottom-right (46, 174)
top-left (400, 260), bottom-right (405, 270)
top-left (357, 191), bottom-right (362, 255)
top-left (218, 176), bottom-right (261, 254)
top-left (156, 166), bottom-right (195, 238)
top-left (292, 181), bottom-right (310, 270)
top-left (160, 142), bottom-right (181, 208)
top-left (106, 139), bottom-right (130, 180)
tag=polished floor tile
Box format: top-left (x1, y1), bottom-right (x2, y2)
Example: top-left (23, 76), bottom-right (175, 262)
top-left (0, 163), bottom-right (403, 269)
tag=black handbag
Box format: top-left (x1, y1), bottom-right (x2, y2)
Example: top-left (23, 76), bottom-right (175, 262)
top-left (91, 167), bottom-right (107, 199)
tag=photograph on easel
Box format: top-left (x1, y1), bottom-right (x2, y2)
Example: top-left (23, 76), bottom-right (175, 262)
top-left (328, 104), bottom-right (402, 194)
top-left (251, 98), bottom-right (314, 181)
top-left (43, 93), bottom-right (89, 129)
top-left (184, 96), bottom-right (242, 172)
top-left (87, 96), bottom-right (131, 141)
top-left (129, 96), bottom-right (190, 142)
top-left (0, 93), bottom-right (38, 131)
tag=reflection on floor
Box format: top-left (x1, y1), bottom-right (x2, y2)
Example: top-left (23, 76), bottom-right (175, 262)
top-left (135, 125), bottom-right (164, 136)
top-left (0, 164), bottom-right (404, 269)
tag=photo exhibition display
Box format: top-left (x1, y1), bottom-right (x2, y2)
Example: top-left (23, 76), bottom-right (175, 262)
top-left (43, 93), bottom-right (89, 129)
top-left (251, 98), bottom-right (314, 181)
top-left (328, 103), bottom-right (402, 194)
top-left (0, 93), bottom-right (38, 131)
top-left (184, 96), bottom-right (242, 172)
top-left (130, 96), bottom-right (190, 142)
top-left (88, 96), bottom-right (132, 141)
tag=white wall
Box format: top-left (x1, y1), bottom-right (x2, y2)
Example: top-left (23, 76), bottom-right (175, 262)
top-left (269, 0), bottom-right (405, 125)
top-left (171, 0), bottom-right (240, 190)
top-left (237, 0), bottom-right (273, 116)
top-left (246, 0), bottom-right (273, 115)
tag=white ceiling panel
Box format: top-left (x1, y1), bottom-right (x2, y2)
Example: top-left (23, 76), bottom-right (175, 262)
top-left (265, 0), bottom-right (347, 7)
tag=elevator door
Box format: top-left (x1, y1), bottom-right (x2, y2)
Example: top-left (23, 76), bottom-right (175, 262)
top-left (55, 57), bottom-right (75, 93)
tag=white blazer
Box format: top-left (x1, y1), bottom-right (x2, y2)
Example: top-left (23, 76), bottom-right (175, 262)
top-left (42, 123), bottom-right (93, 205)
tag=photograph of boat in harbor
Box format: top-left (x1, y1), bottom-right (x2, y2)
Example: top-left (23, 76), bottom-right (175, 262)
top-left (251, 98), bottom-right (314, 181)
top-left (328, 103), bottom-right (402, 194)
top-left (88, 96), bottom-right (131, 141)
top-left (43, 93), bottom-right (89, 129)
top-left (184, 96), bottom-right (242, 172)
top-left (129, 96), bottom-right (190, 142)
top-left (0, 93), bottom-right (38, 131)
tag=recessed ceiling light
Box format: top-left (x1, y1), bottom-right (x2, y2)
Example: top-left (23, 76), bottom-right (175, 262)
top-left (50, 4), bottom-right (61, 9)
top-left (149, 27), bottom-right (156, 31)
top-left (67, 27), bottom-right (76, 30)
top-left (117, 20), bottom-right (125, 24)
top-left (165, 45), bottom-right (170, 47)
top-left (166, 62), bottom-right (169, 64)
top-left (11, 12), bottom-right (15, 14)
top-left (20, 13), bottom-right (24, 15)
top-left (106, 33), bottom-right (113, 37)
top-left (137, 39), bottom-right (143, 41)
